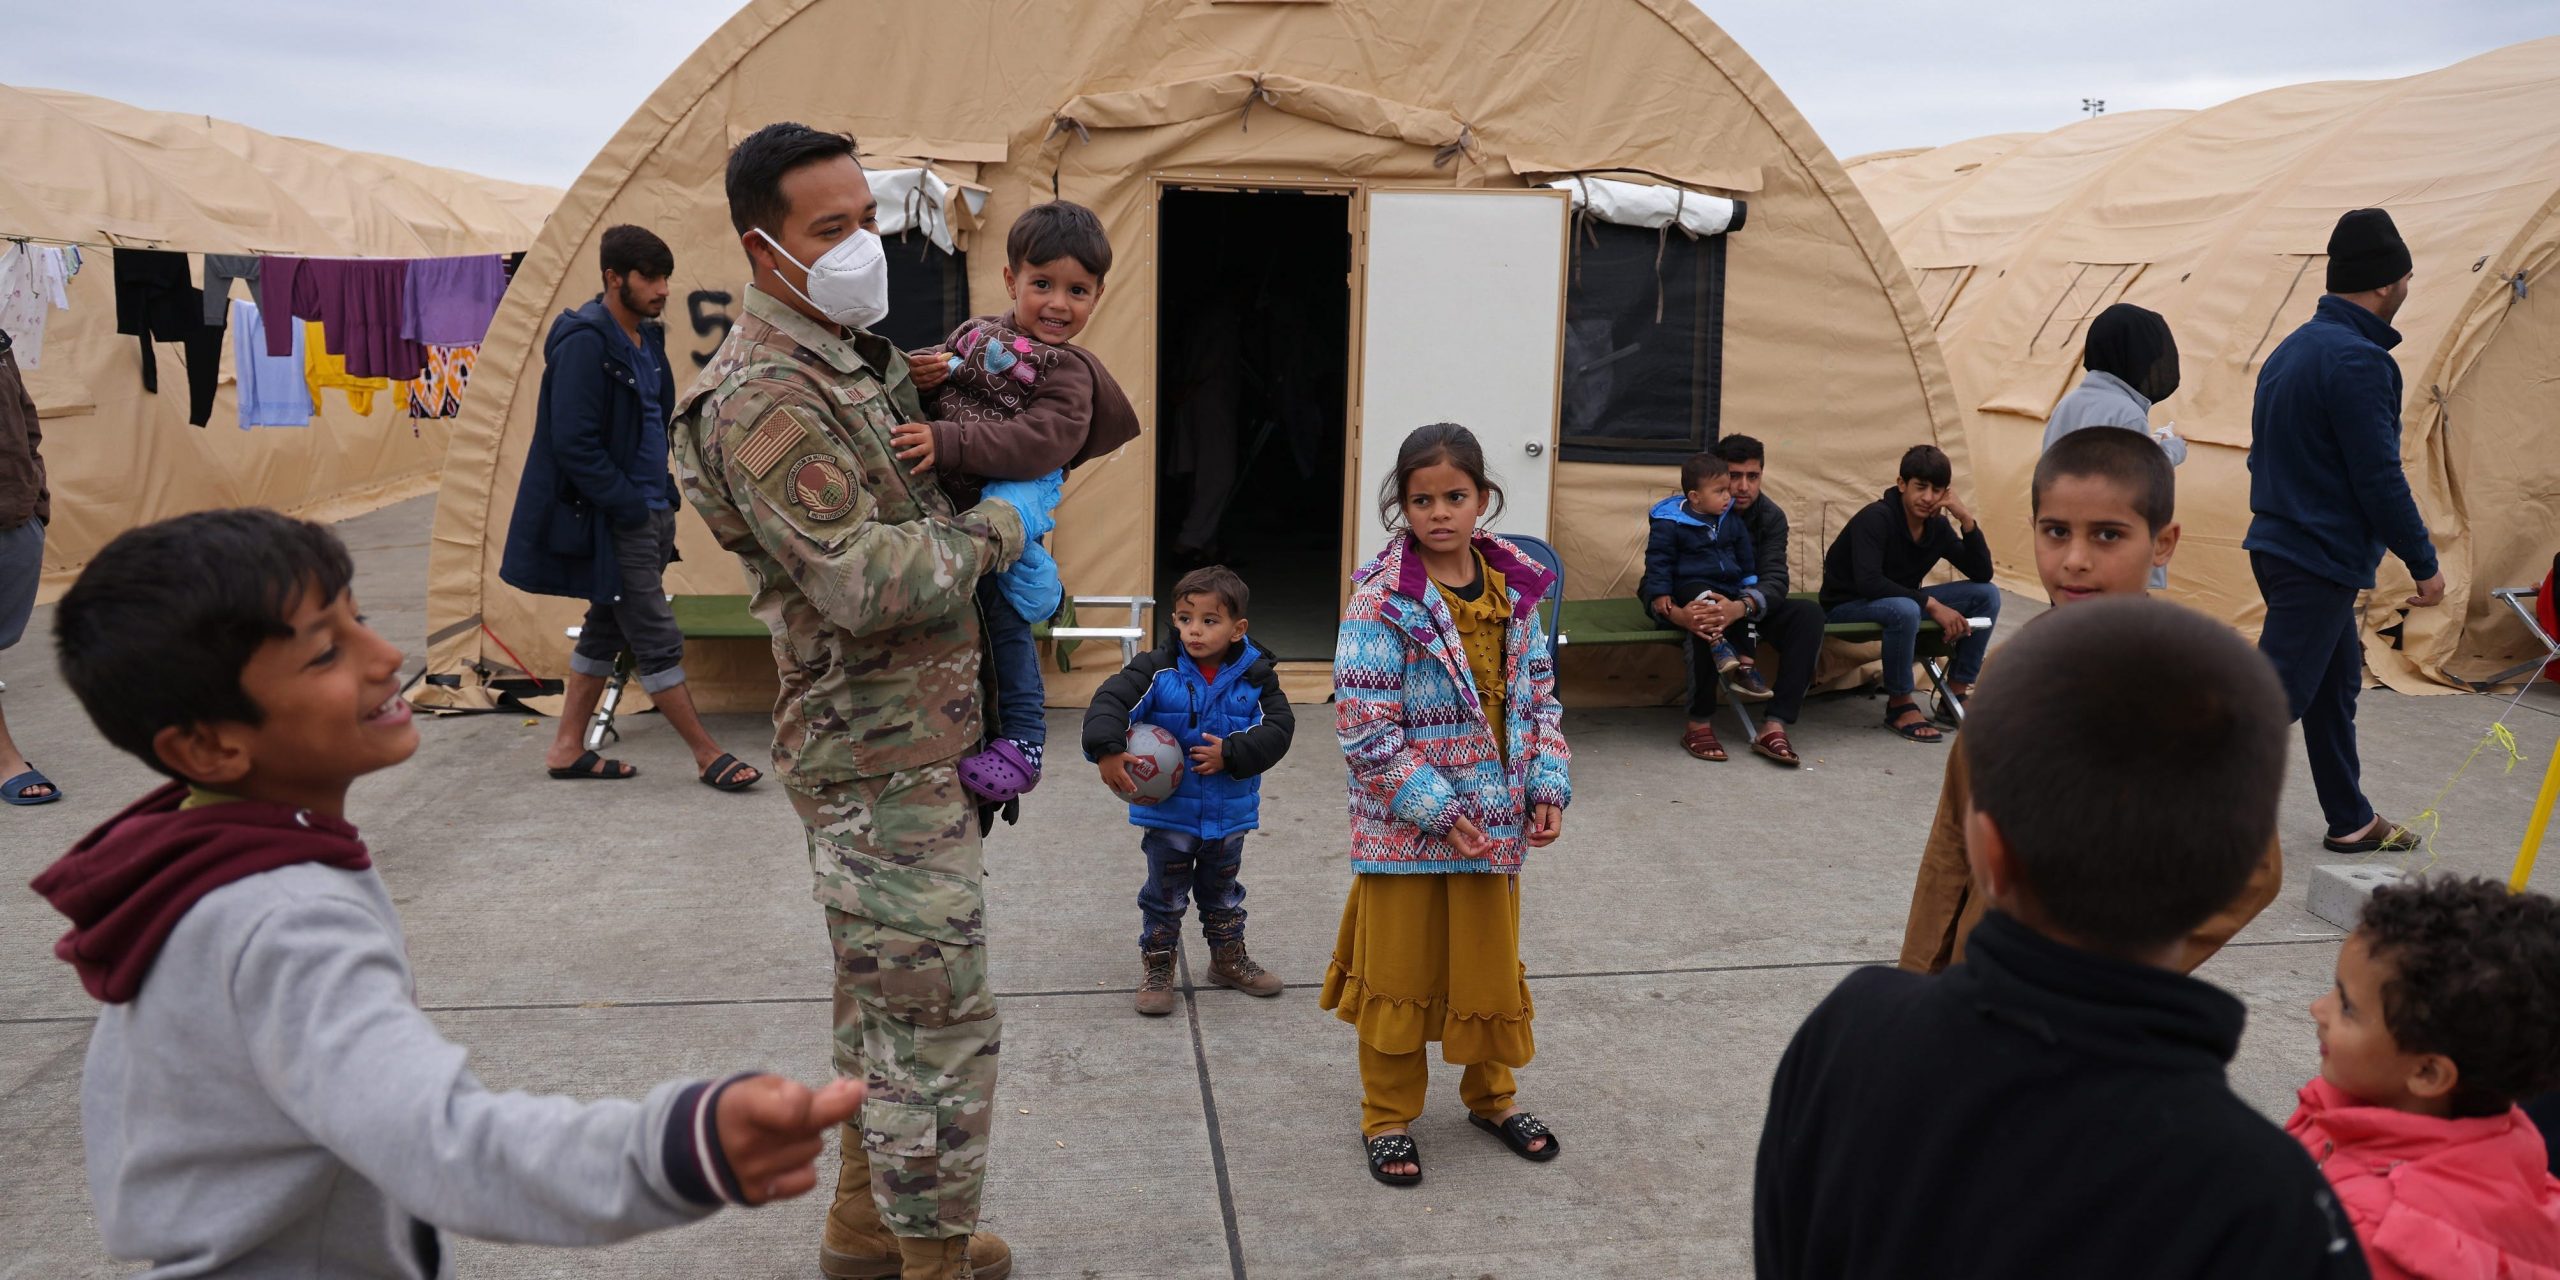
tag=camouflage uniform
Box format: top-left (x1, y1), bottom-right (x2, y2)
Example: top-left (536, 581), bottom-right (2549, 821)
top-left (673, 287), bottom-right (1024, 1239)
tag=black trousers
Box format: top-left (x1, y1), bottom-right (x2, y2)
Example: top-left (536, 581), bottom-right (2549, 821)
top-left (1685, 595), bottom-right (1826, 723)
top-left (2251, 550), bottom-right (2374, 838)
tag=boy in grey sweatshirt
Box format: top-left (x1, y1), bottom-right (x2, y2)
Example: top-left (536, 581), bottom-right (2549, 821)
top-left (31, 508), bottom-right (863, 1279)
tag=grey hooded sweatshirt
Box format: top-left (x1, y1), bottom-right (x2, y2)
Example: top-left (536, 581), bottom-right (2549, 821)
top-left (70, 855), bottom-right (738, 1277)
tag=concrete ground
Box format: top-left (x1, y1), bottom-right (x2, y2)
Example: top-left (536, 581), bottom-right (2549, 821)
top-left (6, 495), bottom-right (2557, 1279)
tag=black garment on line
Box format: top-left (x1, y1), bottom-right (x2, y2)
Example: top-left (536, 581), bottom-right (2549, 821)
top-left (112, 249), bottom-right (225, 427)
top-left (2083, 301), bottom-right (2180, 403)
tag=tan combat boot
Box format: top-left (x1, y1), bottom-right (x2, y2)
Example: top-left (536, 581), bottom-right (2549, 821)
top-left (898, 1234), bottom-right (1002, 1280)
top-left (1206, 941), bottom-right (1282, 996)
top-left (1136, 949), bottom-right (1179, 1016)
top-left (822, 1132), bottom-right (1013, 1279)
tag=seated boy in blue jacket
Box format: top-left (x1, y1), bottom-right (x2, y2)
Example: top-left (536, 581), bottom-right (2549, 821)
top-left (1643, 453), bottom-right (1776, 748)
top-left (1081, 565), bottom-right (1295, 1017)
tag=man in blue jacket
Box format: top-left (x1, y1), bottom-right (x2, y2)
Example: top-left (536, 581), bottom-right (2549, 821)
top-left (500, 226), bottom-right (758, 792)
top-left (2246, 207), bottom-right (2442, 854)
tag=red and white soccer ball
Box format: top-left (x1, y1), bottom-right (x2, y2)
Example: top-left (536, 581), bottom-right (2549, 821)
top-left (1113, 723), bottom-right (1184, 804)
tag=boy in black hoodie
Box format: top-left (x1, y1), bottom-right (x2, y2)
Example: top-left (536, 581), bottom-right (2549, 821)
top-left (1753, 598), bottom-right (2367, 1280)
top-left (1817, 444), bottom-right (1999, 743)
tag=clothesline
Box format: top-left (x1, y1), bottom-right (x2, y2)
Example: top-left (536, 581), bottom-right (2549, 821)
top-left (1, 230), bottom-right (535, 261)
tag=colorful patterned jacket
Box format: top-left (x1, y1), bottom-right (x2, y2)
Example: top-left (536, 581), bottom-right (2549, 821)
top-left (1335, 531), bottom-right (1570, 875)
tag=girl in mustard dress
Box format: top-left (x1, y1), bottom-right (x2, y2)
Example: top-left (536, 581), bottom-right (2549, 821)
top-left (1322, 422), bottom-right (1572, 1186)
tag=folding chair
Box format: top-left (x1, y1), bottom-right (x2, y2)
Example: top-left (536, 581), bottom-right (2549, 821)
top-left (1499, 532), bottom-right (1566, 644)
top-left (2464, 572), bottom-right (2560, 691)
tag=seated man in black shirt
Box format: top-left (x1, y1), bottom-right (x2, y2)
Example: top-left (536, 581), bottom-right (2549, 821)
top-left (1817, 444), bottom-right (1999, 743)
top-left (1663, 435), bottom-right (1825, 767)
top-left (1754, 598), bottom-right (2368, 1280)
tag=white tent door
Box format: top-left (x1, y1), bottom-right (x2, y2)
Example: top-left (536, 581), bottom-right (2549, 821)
top-left (1353, 189), bottom-right (1568, 570)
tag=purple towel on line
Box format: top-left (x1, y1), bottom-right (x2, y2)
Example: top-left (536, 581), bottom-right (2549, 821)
top-left (260, 257), bottom-right (424, 380)
top-left (402, 255), bottom-right (507, 345)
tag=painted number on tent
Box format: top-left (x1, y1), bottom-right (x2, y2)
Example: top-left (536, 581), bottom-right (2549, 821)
top-left (688, 290), bottom-right (735, 369)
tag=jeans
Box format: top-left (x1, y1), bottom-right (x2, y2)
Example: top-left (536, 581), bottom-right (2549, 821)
top-left (2251, 550), bottom-right (2373, 838)
top-left (568, 509), bottom-right (686, 692)
top-left (1826, 581), bottom-right (2002, 697)
top-left (979, 577), bottom-right (1046, 746)
top-left (1138, 828), bottom-right (1248, 952)
top-left (1685, 595), bottom-right (1827, 723)
top-left (0, 517), bottom-right (41, 650)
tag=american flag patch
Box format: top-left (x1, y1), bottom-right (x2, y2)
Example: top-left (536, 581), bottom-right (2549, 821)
top-left (736, 409), bottom-right (806, 479)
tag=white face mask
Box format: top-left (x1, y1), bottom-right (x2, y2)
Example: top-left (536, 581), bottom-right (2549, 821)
top-left (754, 227), bottom-right (889, 331)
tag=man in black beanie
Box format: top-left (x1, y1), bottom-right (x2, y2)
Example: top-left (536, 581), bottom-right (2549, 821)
top-left (2243, 206), bottom-right (2440, 856)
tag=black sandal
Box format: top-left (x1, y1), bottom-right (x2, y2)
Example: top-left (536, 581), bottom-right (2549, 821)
top-left (1364, 1132), bottom-right (1422, 1187)
top-left (1471, 1111), bottom-right (1562, 1163)
top-left (698, 752), bottom-right (761, 792)
top-left (1932, 687), bottom-right (1969, 728)
top-left (547, 749), bottom-right (636, 780)
top-left (1884, 699), bottom-right (1944, 743)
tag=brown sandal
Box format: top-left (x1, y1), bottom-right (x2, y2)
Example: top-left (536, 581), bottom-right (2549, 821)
top-left (1752, 722), bottom-right (1802, 767)
top-left (1683, 724), bottom-right (1728, 761)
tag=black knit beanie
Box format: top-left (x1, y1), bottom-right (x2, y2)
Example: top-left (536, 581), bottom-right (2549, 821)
top-left (2327, 208), bottom-right (2411, 294)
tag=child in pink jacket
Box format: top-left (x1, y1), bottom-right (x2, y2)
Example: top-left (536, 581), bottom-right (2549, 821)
top-left (2293, 876), bottom-right (2560, 1279)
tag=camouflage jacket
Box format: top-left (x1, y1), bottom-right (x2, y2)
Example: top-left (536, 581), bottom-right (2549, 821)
top-left (674, 286), bottom-right (1025, 789)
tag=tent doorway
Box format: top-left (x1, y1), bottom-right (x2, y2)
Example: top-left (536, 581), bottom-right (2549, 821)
top-left (1154, 186), bottom-right (1352, 662)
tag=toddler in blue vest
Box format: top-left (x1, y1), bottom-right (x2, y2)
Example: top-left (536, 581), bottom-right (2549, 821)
top-left (1081, 566), bottom-right (1296, 1016)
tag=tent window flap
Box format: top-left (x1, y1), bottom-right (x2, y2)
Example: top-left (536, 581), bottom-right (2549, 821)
top-left (1558, 220), bottom-right (1727, 465)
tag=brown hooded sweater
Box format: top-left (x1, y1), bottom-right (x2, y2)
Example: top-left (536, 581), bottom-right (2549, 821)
top-left (921, 314), bottom-right (1140, 505)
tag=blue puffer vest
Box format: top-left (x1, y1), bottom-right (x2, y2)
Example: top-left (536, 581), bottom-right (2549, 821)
top-left (1125, 638), bottom-right (1277, 840)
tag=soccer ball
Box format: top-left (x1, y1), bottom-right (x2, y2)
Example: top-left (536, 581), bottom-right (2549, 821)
top-left (1112, 723), bottom-right (1184, 804)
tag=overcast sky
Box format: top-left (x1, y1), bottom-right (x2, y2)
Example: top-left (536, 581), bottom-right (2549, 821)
top-left (3, 1), bottom-right (2554, 188)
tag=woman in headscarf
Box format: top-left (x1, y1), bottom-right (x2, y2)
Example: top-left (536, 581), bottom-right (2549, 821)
top-left (2044, 302), bottom-right (2186, 586)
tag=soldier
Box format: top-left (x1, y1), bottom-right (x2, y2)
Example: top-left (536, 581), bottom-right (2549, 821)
top-left (674, 123), bottom-right (1052, 1280)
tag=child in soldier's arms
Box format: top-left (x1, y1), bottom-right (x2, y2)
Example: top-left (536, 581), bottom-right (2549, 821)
top-left (891, 201), bottom-right (1141, 805)
top-left (1081, 566), bottom-right (1295, 1015)
top-left (31, 509), bottom-right (859, 1277)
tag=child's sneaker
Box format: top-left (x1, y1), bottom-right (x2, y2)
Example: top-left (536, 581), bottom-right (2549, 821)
top-left (1725, 663), bottom-right (1776, 702)
top-left (1136, 950), bottom-right (1178, 1016)
top-left (1708, 636), bottom-right (1748, 674)
top-left (1206, 942), bottom-right (1282, 997)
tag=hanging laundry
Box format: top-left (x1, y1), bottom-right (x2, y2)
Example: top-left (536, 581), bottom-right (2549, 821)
top-left (202, 255), bottom-right (263, 326)
top-left (304, 320), bottom-right (390, 417)
top-left (401, 255), bottom-right (506, 345)
top-left (404, 343), bottom-right (477, 423)
top-left (262, 257), bottom-right (425, 381)
top-left (111, 248), bottom-right (225, 427)
top-left (503, 251), bottom-right (526, 281)
top-left (0, 243), bottom-right (73, 368)
top-left (232, 300), bottom-right (312, 429)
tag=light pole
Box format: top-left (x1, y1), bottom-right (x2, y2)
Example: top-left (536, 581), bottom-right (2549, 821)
top-left (2082, 98), bottom-right (2107, 119)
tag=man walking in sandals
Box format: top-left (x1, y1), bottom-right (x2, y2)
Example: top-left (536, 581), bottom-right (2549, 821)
top-left (501, 225), bottom-right (759, 793)
top-left (2247, 207), bottom-right (2440, 855)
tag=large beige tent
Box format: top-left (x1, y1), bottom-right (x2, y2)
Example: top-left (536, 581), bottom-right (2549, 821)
top-left (423, 0), bottom-right (1966, 710)
top-left (1844, 39), bottom-right (2560, 692)
top-left (0, 85), bottom-right (557, 593)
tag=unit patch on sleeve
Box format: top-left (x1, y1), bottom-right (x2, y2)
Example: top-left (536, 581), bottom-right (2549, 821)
top-left (789, 454), bottom-right (857, 520)
top-left (736, 408), bottom-right (807, 479)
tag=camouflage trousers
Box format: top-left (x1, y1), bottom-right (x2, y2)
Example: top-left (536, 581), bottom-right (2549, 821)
top-left (790, 763), bottom-right (999, 1240)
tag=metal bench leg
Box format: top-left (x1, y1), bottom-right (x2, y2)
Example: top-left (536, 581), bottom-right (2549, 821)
top-left (1719, 675), bottom-right (1763, 746)
top-left (583, 650), bottom-right (635, 752)
top-left (1920, 657), bottom-right (1964, 725)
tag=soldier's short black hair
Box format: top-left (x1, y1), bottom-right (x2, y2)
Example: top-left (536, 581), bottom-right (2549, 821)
top-left (55, 509), bottom-right (355, 781)
top-left (1006, 201), bottom-right (1112, 281)
top-left (1899, 444), bottom-right (1953, 488)
top-left (1679, 452), bottom-right (1730, 493)
top-left (1712, 434), bottom-right (1765, 467)
top-left (726, 122), bottom-right (861, 239)
top-left (1171, 565), bottom-right (1249, 619)
top-left (2358, 877), bottom-right (2560, 1117)
top-left (2034, 428), bottom-right (2176, 533)
top-left (600, 224), bottom-right (673, 280)
top-left (1962, 597), bottom-right (2288, 955)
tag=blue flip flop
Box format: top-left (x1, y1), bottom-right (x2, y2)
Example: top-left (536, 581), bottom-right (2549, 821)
top-left (3, 767), bottom-right (62, 806)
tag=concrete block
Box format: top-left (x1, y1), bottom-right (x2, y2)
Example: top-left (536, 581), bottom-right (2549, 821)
top-left (2307, 862), bottom-right (2405, 931)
